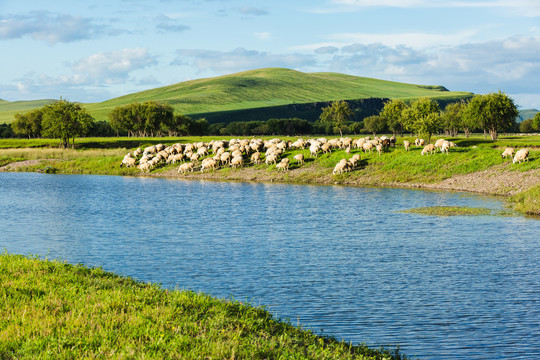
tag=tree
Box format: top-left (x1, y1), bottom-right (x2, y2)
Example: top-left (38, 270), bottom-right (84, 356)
top-left (464, 91), bottom-right (518, 140)
top-left (41, 99), bottom-right (94, 148)
top-left (379, 99), bottom-right (406, 136)
top-left (401, 97), bottom-right (441, 141)
top-left (441, 101), bottom-right (466, 137)
top-left (363, 115), bottom-right (386, 136)
top-left (109, 101), bottom-right (174, 137)
top-left (319, 100), bottom-right (353, 137)
top-left (12, 108), bottom-right (43, 138)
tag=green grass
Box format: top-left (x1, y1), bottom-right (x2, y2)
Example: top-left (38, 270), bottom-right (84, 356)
top-left (0, 253), bottom-right (406, 360)
top-left (0, 68), bottom-right (473, 123)
top-left (399, 206), bottom-right (507, 216)
top-left (510, 185), bottom-right (540, 216)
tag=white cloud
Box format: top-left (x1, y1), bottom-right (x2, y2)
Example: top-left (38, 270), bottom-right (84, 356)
top-left (0, 11), bottom-right (122, 45)
top-left (72, 48), bottom-right (157, 85)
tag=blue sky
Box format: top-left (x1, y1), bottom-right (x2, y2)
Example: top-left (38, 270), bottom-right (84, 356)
top-left (1, 0), bottom-right (539, 109)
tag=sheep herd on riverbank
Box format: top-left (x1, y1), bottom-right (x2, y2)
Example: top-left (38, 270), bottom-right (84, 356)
top-left (120, 136), bottom-right (531, 175)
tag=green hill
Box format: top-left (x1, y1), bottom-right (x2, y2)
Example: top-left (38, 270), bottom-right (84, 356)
top-left (518, 109), bottom-right (538, 122)
top-left (0, 99), bottom-right (56, 124)
top-left (1, 68), bottom-right (474, 124)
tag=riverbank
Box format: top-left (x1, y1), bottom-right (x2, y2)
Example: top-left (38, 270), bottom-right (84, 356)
top-left (0, 253), bottom-right (406, 359)
top-left (1, 135), bottom-right (539, 215)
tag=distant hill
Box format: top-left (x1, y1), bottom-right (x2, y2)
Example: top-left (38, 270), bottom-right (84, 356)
top-left (518, 109), bottom-right (539, 122)
top-left (0, 68), bottom-right (474, 124)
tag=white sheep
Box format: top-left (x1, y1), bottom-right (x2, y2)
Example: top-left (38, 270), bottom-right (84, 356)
top-left (231, 156), bottom-right (244, 168)
top-left (265, 153), bottom-right (278, 165)
top-left (251, 152), bottom-right (261, 164)
top-left (178, 162), bottom-right (194, 174)
top-left (421, 144), bottom-right (436, 155)
top-left (434, 139), bottom-right (446, 150)
top-left (294, 153), bottom-right (304, 165)
top-left (200, 157), bottom-right (217, 172)
top-left (440, 141), bottom-right (450, 154)
top-left (120, 155), bottom-right (136, 167)
top-left (415, 138), bottom-right (426, 147)
top-left (513, 148), bottom-right (529, 164)
top-left (501, 147), bottom-right (515, 159)
top-left (333, 159), bottom-right (351, 175)
top-left (403, 140), bottom-right (411, 151)
top-left (276, 158), bottom-right (289, 172)
top-left (362, 141), bottom-right (374, 154)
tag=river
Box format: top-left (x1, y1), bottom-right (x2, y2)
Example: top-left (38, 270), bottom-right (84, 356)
top-left (1, 172), bottom-right (538, 359)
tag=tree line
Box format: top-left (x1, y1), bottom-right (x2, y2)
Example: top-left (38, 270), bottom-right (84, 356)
top-left (3, 92), bottom-right (538, 144)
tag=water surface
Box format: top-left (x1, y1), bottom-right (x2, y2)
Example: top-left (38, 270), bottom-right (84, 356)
top-left (1, 172), bottom-right (538, 359)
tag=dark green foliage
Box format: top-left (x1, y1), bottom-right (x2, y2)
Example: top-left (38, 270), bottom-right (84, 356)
top-left (41, 99), bottom-right (94, 148)
top-left (464, 91), bottom-right (518, 140)
top-left (363, 115), bottom-right (387, 136)
top-left (109, 101), bottom-right (174, 137)
top-left (11, 108), bottom-right (43, 138)
top-left (0, 123), bottom-right (14, 138)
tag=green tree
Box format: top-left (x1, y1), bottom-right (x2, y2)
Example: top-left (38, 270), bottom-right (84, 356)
top-left (533, 112), bottom-right (540, 130)
top-left (441, 101), bottom-right (466, 137)
top-left (379, 99), bottom-right (406, 136)
top-left (41, 99), bottom-right (94, 148)
top-left (319, 100), bottom-right (353, 137)
top-left (363, 115), bottom-right (386, 136)
top-left (464, 91), bottom-right (518, 140)
top-left (12, 108), bottom-right (43, 138)
top-left (402, 97), bottom-right (441, 141)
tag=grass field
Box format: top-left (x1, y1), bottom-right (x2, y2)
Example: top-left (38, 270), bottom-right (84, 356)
top-left (0, 253), bottom-right (407, 359)
top-left (0, 68), bottom-right (473, 123)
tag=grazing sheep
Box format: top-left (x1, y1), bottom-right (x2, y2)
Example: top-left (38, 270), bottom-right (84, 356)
top-left (231, 156), bottom-right (244, 168)
top-left (375, 143), bottom-right (383, 156)
top-left (349, 153), bottom-right (361, 168)
top-left (333, 159), bottom-right (351, 175)
top-left (440, 141), bottom-right (450, 154)
top-left (403, 140), bottom-right (411, 151)
top-left (276, 158), bottom-right (289, 172)
top-left (120, 155), bottom-right (136, 167)
top-left (382, 138), bottom-right (391, 150)
top-left (265, 153), bottom-right (278, 165)
top-left (178, 162), bottom-right (194, 174)
top-left (434, 139), bottom-right (446, 150)
top-left (502, 147), bottom-right (515, 159)
top-left (390, 136), bottom-right (396, 147)
top-left (421, 144), bottom-right (436, 155)
top-left (137, 162), bottom-right (151, 173)
top-left (415, 138), bottom-right (426, 147)
top-left (513, 148), bottom-right (529, 164)
top-left (251, 152), bottom-right (261, 164)
top-left (362, 141), bottom-right (374, 154)
top-left (293, 153), bottom-right (304, 165)
top-left (309, 144), bottom-right (320, 158)
top-left (321, 143), bottom-right (332, 154)
top-left (200, 157), bottom-right (217, 172)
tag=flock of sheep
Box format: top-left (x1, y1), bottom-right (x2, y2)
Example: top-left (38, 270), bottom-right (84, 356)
top-left (120, 135), bottom-right (531, 175)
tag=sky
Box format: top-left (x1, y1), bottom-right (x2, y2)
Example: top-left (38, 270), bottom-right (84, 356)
top-left (1, 0), bottom-right (539, 109)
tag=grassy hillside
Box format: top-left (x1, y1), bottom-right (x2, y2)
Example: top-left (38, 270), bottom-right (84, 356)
top-left (0, 68), bottom-right (473, 123)
top-left (0, 99), bottom-right (56, 124)
top-left (518, 109), bottom-right (538, 122)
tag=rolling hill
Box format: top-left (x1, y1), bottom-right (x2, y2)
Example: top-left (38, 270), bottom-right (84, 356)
top-left (1, 68), bottom-right (474, 124)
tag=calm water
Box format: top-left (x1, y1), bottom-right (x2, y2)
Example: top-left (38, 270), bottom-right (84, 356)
top-left (1, 172), bottom-right (539, 359)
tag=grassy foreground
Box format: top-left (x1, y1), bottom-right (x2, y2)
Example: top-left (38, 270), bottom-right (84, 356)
top-left (0, 253), bottom-right (406, 359)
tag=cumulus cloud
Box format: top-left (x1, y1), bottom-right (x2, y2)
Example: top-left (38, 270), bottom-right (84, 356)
top-left (0, 11), bottom-right (121, 45)
top-left (172, 47), bottom-right (316, 74)
top-left (317, 34), bottom-right (540, 97)
top-left (72, 48), bottom-right (158, 85)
